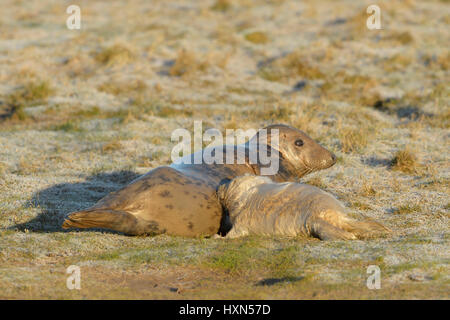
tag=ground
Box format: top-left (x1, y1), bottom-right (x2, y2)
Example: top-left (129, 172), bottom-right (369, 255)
top-left (0, 0), bottom-right (448, 299)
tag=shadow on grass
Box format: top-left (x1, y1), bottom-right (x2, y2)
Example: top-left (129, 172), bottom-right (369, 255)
top-left (10, 170), bottom-right (141, 233)
top-left (363, 156), bottom-right (392, 168)
top-left (256, 276), bottom-right (305, 286)
top-left (373, 100), bottom-right (435, 120)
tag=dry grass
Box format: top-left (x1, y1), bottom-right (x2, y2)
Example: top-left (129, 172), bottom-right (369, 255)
top-left (383, 54), bottom-right (414, 72)
top-left (9, 80), bottom-right (54, 104)
top-left (259, 51), bottom-right (324, 82)
top-left (102, 141), bottom-right (123, 153)
top-left (391, 148), bottom-right (420, 174)
top-left (210, 0), bottom-right (232, 12)
top-left (97, 79), bottom-right (147, 96)
top-left (14, 157), bottom-right (44, 175)
top-left (94, 43), bottom-right (136, 66)
top-left (245, 31), bottom-right (269, 44)
top-left (290, 103), bottom-right (323, 136)
top-left (321, 72), bottom-right (380, 107)
top-left (0, 161), bottom-right (7, 176)
top-left (1, 80), bottom-right (54, 121)
top-left (303, 176), bottom-right (327, 190)
top-left (361, 180), bottom-right (377, 197)
top-left (51, 120), bottom-right (83, 132)
top-left (351, 201), bottom-right (372, 211)
top-left (384, 31), bottom-right (415, 45)
top-left (393, 204), bottom-right (421, 215)
top-left (169, 50), bottom-right (215, 77)
top-left (338, 127), bottom-right (369, 153)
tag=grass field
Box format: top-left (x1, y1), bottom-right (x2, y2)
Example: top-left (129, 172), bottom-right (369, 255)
top-left (0, 0), bottom-right (448, 299)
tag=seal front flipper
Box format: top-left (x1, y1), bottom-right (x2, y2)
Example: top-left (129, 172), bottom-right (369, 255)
top-left (62, 209), bottom-right (161, 235)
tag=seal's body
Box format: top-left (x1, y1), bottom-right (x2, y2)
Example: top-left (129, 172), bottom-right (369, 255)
top-left (62, 124), bottom-right (337, 237)
top-left (218, 175), bottom-right (389, 240)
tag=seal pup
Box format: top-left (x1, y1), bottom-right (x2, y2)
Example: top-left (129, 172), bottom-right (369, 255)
top-left (62, 124), bottom-right (337, 237)
top-left (218, 175), bottom-right (389, 240)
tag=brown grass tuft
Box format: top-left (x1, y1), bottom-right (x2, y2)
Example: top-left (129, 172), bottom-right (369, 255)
top-left (95, 43), bottom-right (136, 66)
top-left (98, 79), bottom-right (147, 96)
top-left (385, 31), bottom-right (414, 45)
top-left (393, 204), bottom-right (421, 215)
top-left (169, 50), bottom-right (231, 77)
top-left (259, 51), bottom-right (324, 82)
top-left (102, 141), bottom-right (123, 153)
top-left (156, 105), bottom-right (194, 118)
top-left (169, 50), bottom-right (210, 77)
top-left (245, 32), bottom-right (269, 44)
top-left (0, 102), bottom-right (27, 121)
top-left (0, 80), bottom-right (54, 121)
top-left (361, 180), bottom-right (377, 197)
top-left (351, 201), bottom-right (372, 211)
top-left (7, 80), bottom-right (54, 106)
top-left (211, 0), bottom-right (232, 12)
top-left (391, 148), bottom-right (420, 174)
top-left (262, 104), bottom-right (293, 121)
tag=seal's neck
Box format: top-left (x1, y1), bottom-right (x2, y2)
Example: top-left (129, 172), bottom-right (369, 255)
top-left (242, 142), bottom-right (299, 183)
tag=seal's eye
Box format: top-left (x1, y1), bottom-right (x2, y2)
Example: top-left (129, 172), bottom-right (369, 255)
top-left (294, 139), bottom-right (304, 147)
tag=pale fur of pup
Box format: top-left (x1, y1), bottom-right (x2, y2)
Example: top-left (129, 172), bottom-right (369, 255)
top-left (218, 175), bottom-right (389, 240)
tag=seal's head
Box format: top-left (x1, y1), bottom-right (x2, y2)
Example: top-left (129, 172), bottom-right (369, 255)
top-left (250, 124), bottom-right (336, 178)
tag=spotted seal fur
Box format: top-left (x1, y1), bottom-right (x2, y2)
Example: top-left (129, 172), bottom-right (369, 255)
top-left (62, 124), bottom-right (337, 237)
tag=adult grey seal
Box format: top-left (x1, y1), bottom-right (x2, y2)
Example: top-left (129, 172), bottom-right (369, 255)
top-left (62, 124), bottom-right (337, 237)
top-left (218, 175), bottom-right (389, 240)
